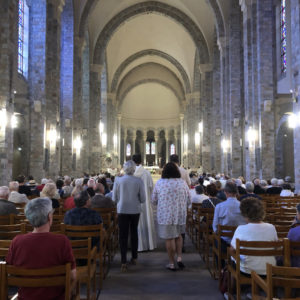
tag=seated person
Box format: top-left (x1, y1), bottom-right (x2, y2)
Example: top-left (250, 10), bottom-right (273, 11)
top-left (86, 178), bottom-right (96, 198)
top-left (191, 185), bottom-right (209, 204)
top-left (56, 179), bottom-right (65, 198)
top-left (17, 175), bottom-right (32, 197)
top-left (91, 183), bottom-right (115, 208)
top-left (8, 181), bottom-right (29, 204)
top-left (288, 203), bottom-right (300, 267)
top-left (202, 183), bottom-right (222, 208)
top-left (64, 190), bottom-right (102, 247)
top-left (266, 178), bottom-right (282, 195)
top-left (230, 197), bottom-right (278, 275)
top-left (6, 197), bottom-right (76, 300)
top-left (253, 178), bottom-right (266, 194)
top-left (236, 179), bottom-right (247, 195)
top-left (291, 203), bottom-right (300, 226)
top-left (239, 182), bottom-right (261, 201)
top-left (280, 183), bottom-right (294, 197)
top-left (0, 186), bottom-right (18, 216)
top-left (63, 183), bottom-right (82, 210)
top-left (216, 180), bottom-right (226, 201)
top-left (40, 183), bottom-right (60, 209)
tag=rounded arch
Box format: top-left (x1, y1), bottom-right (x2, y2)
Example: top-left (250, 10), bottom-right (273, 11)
top-left (92, 1), bottom-right (210, 65)
top-left (78, 0), bottom-right (98, 37)
top-left (207, 0), bottom-right (225, 39)
top-left (118, 78), bottom-right (183, 111)
top-left (111, 49), bottom-right (191, 93)
top-left (117, 62), bottom-right (185, 103)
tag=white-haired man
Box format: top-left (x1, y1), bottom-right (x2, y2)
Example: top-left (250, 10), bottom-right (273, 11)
top-left (266, 178), bottom-right (282, 195)
top-left (0, 186), bottom-right (18, 216)
top-left (8, 181), bottom-right (29, 204)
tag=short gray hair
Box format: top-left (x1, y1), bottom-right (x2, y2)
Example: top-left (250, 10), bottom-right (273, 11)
top-left (123, 160), bottom-right (136, 175)
top-left (271, 178), bottom-right (278, 186)
top-left (0, 186), bottom-right (10, 199)
top-left (245, 181), bottom-right (254, 193)
top-left (9, 181), bottom-right (19, 191)
top-left (25, 197), bottom-right (53, 228)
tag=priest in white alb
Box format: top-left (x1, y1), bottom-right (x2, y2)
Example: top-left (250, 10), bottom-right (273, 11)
top-left (132, 154), bottom-right (157, 251)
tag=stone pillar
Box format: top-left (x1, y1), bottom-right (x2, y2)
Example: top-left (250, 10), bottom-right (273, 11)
top-left (154, 129), bottom-right (159, 165)
top-left (229, 1), bottom-right (243, 177)
top-left (89, 64), bottom-right (102, 174)
top-left (290, 0), bottom-right (300, 192)
top-left (0, 0), bottom-right (18, 185)
top-left (143, 129), bottom-right (147, 165)
top-left (132, 130), bottom-right (136, 155)
top-left (124, 129), bottom-right (127, 162)
top-left (117, 114), bottom-right (121, 166)
top-left (165, 129), bottom-right (169, 164)
top-left (180, 114), bottom-right (184, 165)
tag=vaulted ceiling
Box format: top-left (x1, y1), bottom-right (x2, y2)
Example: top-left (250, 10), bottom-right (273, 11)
top-left (74, 0), bottom-right (230, 127)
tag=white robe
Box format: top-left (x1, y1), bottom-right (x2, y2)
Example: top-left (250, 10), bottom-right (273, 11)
top-left (134, 165), bottom-right (157, 251)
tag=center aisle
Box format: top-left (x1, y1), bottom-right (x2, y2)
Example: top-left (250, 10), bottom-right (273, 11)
top-left (99, 234), bottom-right (224, 300)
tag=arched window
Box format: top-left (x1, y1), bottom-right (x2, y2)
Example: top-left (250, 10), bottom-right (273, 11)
top-left (170, 144), bottom-right (176, 155)
top-left (146, 142), bottom-right (150, 155)
top-left (280, 0), bottom-right (287, 74)
top-left (126, 143), bottom-right (131, 156)
top-left (18, 0), bottom-right (29, 77)
top-left (151, 142), bottom-right (156, 155)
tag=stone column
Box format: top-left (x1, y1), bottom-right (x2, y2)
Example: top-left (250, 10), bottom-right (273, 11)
top-left (89, 64), bottom-right (102, 174)
top-left (132, 130), bottom-right (136, 155)
top-left (0, 0), bottom-right (18, 185)
top-left (180, 114), bottom-right (184, 164)
top-left (154, 129), bottom-right (159, 165)
top-left (165, 129), bottom-right (169, 164)
top-left (123, 129), bottom-right (127, 162)
top-left (117, 114), bottom-right (121, 166)
top-left (143, 129), bottom-right (147, 165)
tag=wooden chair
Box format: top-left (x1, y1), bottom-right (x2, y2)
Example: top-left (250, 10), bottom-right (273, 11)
top-left (251, 263), bottom-right (300, 300)
top-left (289, 240), bottom-right (300, 267)
top-left (275, 225), bottom-right (291, 239)
top-left (0, 240), bottom-right (11, 260)
top-left (0, 262), bottom-right (80, 300)
top-left (202, 212), bottom-right (215, 272)
top-left (227, 238), bottom-right (288, 300)
top-left (0, 224), bottom-right (25, 239)
top-left (71, 238), bottom-right (97, 300)
top-left (61, 224), bottom-right (107, 289)
top-left (212, 225), bottom-right (236, 279)
top-left (0, 215), bottom-right (12, 225)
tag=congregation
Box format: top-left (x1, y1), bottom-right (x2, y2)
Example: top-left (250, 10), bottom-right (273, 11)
top-left (0, 153), bottom-right (300, 299)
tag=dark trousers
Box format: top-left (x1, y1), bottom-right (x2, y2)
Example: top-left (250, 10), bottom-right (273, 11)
top-left (118, 213), bottom-right (140, 264)
top-left (214, 238), bottom-right (230, 269)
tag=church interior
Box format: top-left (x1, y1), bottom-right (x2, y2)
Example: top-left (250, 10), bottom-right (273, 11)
top-left (1, 0), bottom-right (300, 299)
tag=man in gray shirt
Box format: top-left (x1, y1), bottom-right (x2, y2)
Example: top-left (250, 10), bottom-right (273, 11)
top-left (113, 160), bottom-right (146, 272)
top-left (0, 186), bottom-right (18, 216)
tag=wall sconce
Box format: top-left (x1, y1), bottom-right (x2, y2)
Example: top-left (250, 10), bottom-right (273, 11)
top-left (221, 138), bottom-right (230, 153)
top-left (0, 109), bottom-right (7, 132)
top-left (99, 122), bottom-right (104, 134)
top-left (113, 134), bottom-right (117, 148)
top-left (48, 128), bottom-right (57, 148)
top-left (233, 118), bottom-right (239, 127)
top-left (11, 114), bottom-right (18, 129)
top-left (73, 136), bottom-right (82, 154)
top-left (288, 113), bottom-right (297, 129)
top-left (291, 88), bottom-right (299, 103)
top-left (195, 132), bottom-right (200, 146)
top-left (247, 126), bottom-right (257, 147)
top-left (102, 133), bottom-right (107, 147)
top-left (184, 133), bottom-right (188, 147)
top-left (198, 122), bottom-right (203, 133)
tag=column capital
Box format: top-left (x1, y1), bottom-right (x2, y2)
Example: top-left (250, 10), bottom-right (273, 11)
top-left (117, 113), bottom-right (122, 121)
top-left (47, 0), bottom-right (65, 14)
top-left (179, 114), bottom-right (184, 121)
top-left (199, 64), bottom-right (213, 73)
top-left (90, 64), bottom-right (103, 74)
top-left (74, 36), bottom-right (86, 53)
top-left (217, 37), bottom-right (227, 54)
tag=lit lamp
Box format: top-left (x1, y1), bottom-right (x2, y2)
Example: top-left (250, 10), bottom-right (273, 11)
top-left (99, 122), bottom-right (104, 134)
top-left (48, 128), bottom-right (57, 148)
top-left (102, 133), bottom-right (107, 147)
top-left (0, 108), bottom-right (7, 132)
top-left (195, 132), bottom-right (200, 146)
top-left (73, 136), bottom-right (82, 154)
top-left (113, 134), bottom-right (117, 149)
top-left (184, 133), bottom-right (188, 148)
top-left (247, 126), bottom-right (257, 148)
top-left (198, 121), bottom-right (203, 133)
top-left (288, 113), bottom-right (297, 129)
top-left (221, 139), bottom-right (230, 153)
top-left (11, 114), bottom-right (18, 129)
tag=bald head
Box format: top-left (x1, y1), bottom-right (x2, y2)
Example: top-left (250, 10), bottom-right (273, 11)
top-left (0, 186), bottom-right (10, 200)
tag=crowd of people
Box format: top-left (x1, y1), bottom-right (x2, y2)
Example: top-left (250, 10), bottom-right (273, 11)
top-left (0, 156), bottom-right (299, 298)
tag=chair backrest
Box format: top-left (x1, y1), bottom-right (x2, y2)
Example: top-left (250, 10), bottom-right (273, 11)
top-left (236, 238), bottom-right (289, 267)
top-left (0, 215), bottom-right (12, 225)
top-left (0, 224), bottom-right (25, 239)
top-left (217, 224), bottom-right (237, 240)
top-left (275, 225), bottom-right (290, 239)
top-left (0, 240), bottom-right (12, 260)
top-left (1, 262), bottom-right (72, 300)
top-left (62, 223), bottom-right (104, 239)
top-left (266, 263), bottom-right (300, 298)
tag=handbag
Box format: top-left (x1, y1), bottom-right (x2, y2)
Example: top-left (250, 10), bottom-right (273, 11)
top-left (219, 265), bottom-right (229, 294)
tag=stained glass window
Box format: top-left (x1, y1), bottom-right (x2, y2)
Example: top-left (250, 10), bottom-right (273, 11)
top-left (151, 142), bottom-right (156, 155)
top-left (18, 0), bottom-right (29, 77)
top-left (146, 142), bottom-right (150, 155)
top-left (280, 0), bottom-right (287, 74)
top-left (170, 144), bottom-right (176, 155)
top-left (126, 144), bottom-right (131, 156)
